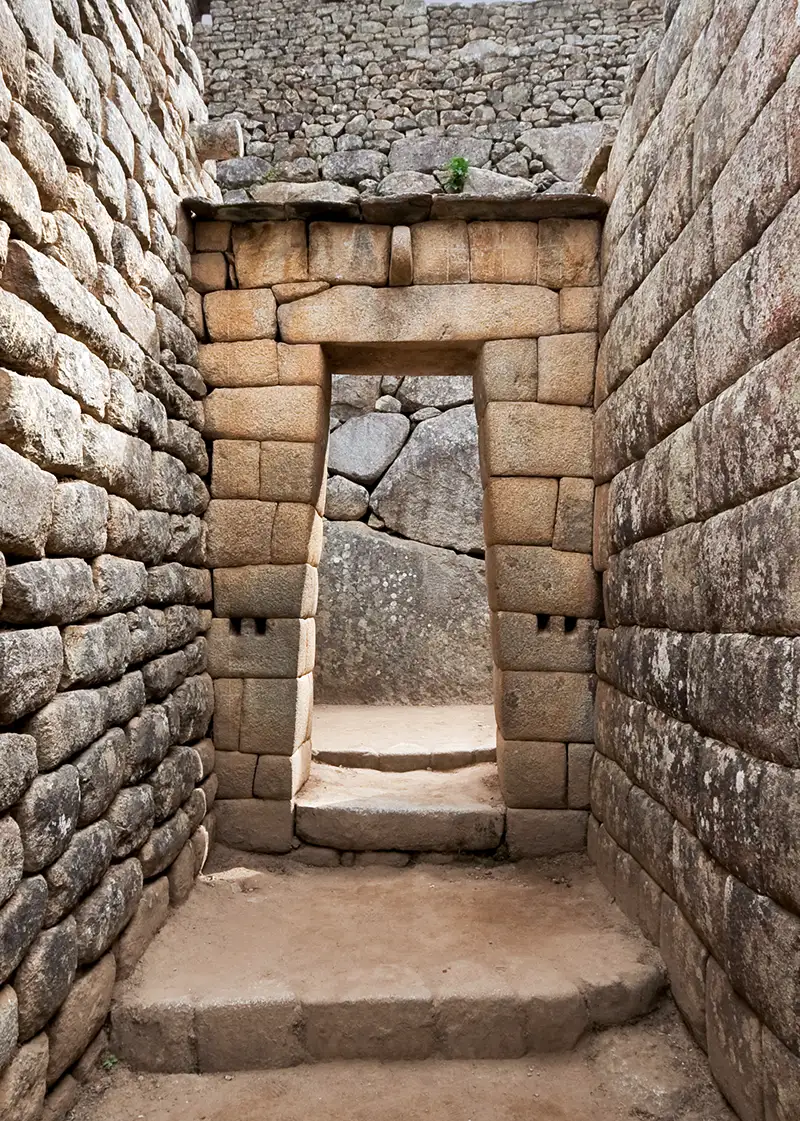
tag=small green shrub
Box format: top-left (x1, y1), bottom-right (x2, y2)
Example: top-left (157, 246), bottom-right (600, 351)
top-left (443, 156), bottom-right (469, 193)
top-left (102, 1054), bottom-right (119, 1072)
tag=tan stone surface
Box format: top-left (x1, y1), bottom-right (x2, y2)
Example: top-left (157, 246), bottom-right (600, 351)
top-left (205, 499), bottom-right (276, 567)
top-left (260, 442), bottom-right (325, 506)
top-left (114, 879), bottom-right (170, 981)
top-left (277, 344), bottom-right (327, 387)
top-left (389, 226), bottom-right (412, 286)
top-left (495, 670), bottom-right (594, 742)
top-left (191, 252), bottom-right (227, 294)
top-left (468, 222), bottom-right (538, 284)
top-left (537, 333), bottom-right (597, 406)
top-left (411, 221), bottom-right (469, 284)
top-left (203, 290), bottom-right (277, 343)
top-left (308, 223), bottom-right (391, 286)
top-left (552, 477), bottom-right (594, 553)
top-left (483, 477), bottom-right (558, 546)
top-left (213, 564), bottom-right (318, 618)
top-left (167, 840), bottom-right (197, 906)
top-left (474, 338), bottom-right (537, 412)
top-left (42, 1073), bottom-right (79, 1121)
top-left (253, 741), bottom-right (312, 800)
top-left (490, 614), bottom-right (597, 673)
top-left (567, 744), bottom-right (594, 809)
top-left (46, 954), bottom-right (116, 1084)
top-left (199, 339), bottom-right (279, 387)
top-left (538, 220), bottom-right (600, 288)
top-left (240, 675), bottom-right (314, 756)
top-left (206, 618), bottom-right (315, 679)
top-left (214, 799), bottom-right (294, 853)
top-left (233, 222), bottom-right (308, 288)
top-left (212, 679), bottom-right (243, 751)
top-left (211, 440), bottom-right (260, 499)
top-left (480, 402), bottom-right (593, 478)
top-left (487, 546), bottom-right (601, 616)
top-left (204, 386), bottom-right (328, 442)
top-left (272, 281), bottom-right (329, 304)
top-left (185, 289), bottom-right (205, 338)
top-left (194, 222), bottom-right (232, 253)
top-left (560, 287), bottom-right (599, 332)
top-left (278, 284), bottom-right (559, 343)
top-left (592, 482), bottom-right (610, 572)
top-left (272, 504), bottom-right (324, 565)
top-left (216, 751), bottom-right (257, 799)
top-left (506, 809), bottom-right (588, 858)
top-left (497, 737), bottom-right (567, 809)
top-left (0, 1034), bottom-right (48, 1121)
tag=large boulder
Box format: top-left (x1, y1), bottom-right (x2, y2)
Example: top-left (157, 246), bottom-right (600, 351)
top-left (397, 375), bottom-right (474, 412)
top-left (315, 520), bottom-right (492, 704)
top-left (325, 475), bottom-right (369, 521)
top-left (321, 150), bottom-right (386, 185)
top-left (370, 404), bottom-right (483, 553)
top-left (389, 137), bottom-right (493, 174)
top-left (215, 157), bottom-right (270, 190)
top-left (327, 412), bottom-right (410, 486)
top-left (518, 122), bottom-right (605, 183)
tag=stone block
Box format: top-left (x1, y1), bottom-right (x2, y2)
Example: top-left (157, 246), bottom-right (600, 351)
top-left (212, 679), bottom-right (242, 751)
top-left (163, 674), bottom-right (214, 745)
top-left (537, 333), bottom-right (597, 407)
top-left (0, 289), bottom-right (56, 376)
top-left (483, 477), bottom-right (557, 546)
top-left (191, 251), bottom-right (227, 294)
top-left (0, 734), bottom-right (37, 815)
top-left (411, 221), bottom-right (469, 284)
top-left (660, 896), bottom-right (708, 1048)
top-left (233, 221), bottom-right (307, 287)
top-left (195, 982), bottom-right (304, 1072)
top-left (278, 283), bottom-right (560, 344)
top-left (567, 743), bottom-right (593, 809)
top-left (487, 547), bottom-right (601, 616)
top-left (560, 287), bottom-right (599, 332)
top-left (480, 402), bottom-right (593, 478)
top-left (211, 439), bottom-right (259, 499)
top-left (147, 747), bottom-right (197, 822)
top-left (114, 878), bottom-right (169, 981)
top-left (206, 618), bottom-right (315, 679)
top-left (495, 671), bottom-right (594, 742)
top-left (74, 729), bottom-right (126, 828)
top-left (552, 478), bottom-right (594, 553)
top-left (166, 840), bottom-right (197, 906)
top-left (474, 338), bottom-right (537, 410)
top-left (389, 225), bottom-right (412, 286)
top-left (468, 222), bottom-right (537, 284)
top-left (0, 443), bottom-right (57, 559)
top-left (204, 499), bottom-right (276, 567)
top-left (72, 858), bottom-right (142, 964)
top-left (47, 481), bottom-right (107, 558)
top-left (200, 341), bottom-right (279, 393)
top-left (91, 555), bottom-right (146, 614)
top-left (60, 613), bottom-right (131, 689)
top-left (763, 1025), bottom-right (800, 1121)
top-left (0, 368), bottom-right (82, 476)
top-left (15, 918), bottom-right (77, 1042)
top-left (0, 1034), bottom-right (48, 1121)
top-left (216, 752), bottom-right (257, 799)
top-left (0, 626), bottom-right (62, 723)
top-left (254, 741), bottom-right (312, 800)
top-left (309, 222), bottom-right (391, 285)
top-left (45, 952), bottom-right (115, 1085)
top-left (538, 220), bottom-right (600, 288)
top-left (203, 291), bottom-right (278, 345)
top-left (43, 821), bottom-right (114, 927)
top-left (271, 504), bottom-right (323, 565)
top-left (239, 675), bottom-right (314, 756)
top-left (194, 222), bottom-right (231, 252)
top-left (214, 564), bottom-right (318, 619)
top-left (0, 133), bottom-right (43, 245)
top-left (277, 343), bottom-right (326, 387)
top-left (13, 766), bottom-right (79, 874)
top-left (214, 799), bottom-right (294, 853)
top-left (497, 737), bottom-right (566, 809)
top-left (0, 814), bottom-right (22, 908)
top-left (706, 958), bottom-right (764, 1121)
top-left (506, 808), bottom-right (588, 858)
top-left (0, 557), bottom-right (94, 625)
top-left (204, 385), bottom-right (327, 442)
top-left (0, 875), bottom-right (48, 986)
top-left (0, 984), bottom-right (17, 1072)
top-left (138, 809), bottom-right (193, 880)
top-left (260, 441), bottom-right (325, 505)
top-left (80, 415), bottom-right (151, 508)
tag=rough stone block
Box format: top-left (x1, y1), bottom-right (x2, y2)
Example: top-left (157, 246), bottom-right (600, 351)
top-left (506, 808), bottom-right (588, 858)
top-left (468, 221), bottom-right (537, 284)
top-left (214, 564), bottom-right (318, 619)
top-left (214, 799), bottom-right (294, 853)
top-left (497, 738), bottom-right (566, 809)
top-left (60, 613), bottom-right (131, 688)
top-left (191, 251), bottom-right (227, 294)
top-left (538, 220), bottom-right (600, 288)
top-left (123, 706), bottom-right (170, 785)
top-left (205, 499), bottom-right (276, 567)
top-left (560, 287), bottom-right (599, 332)
top-left (203, 291), bottom-right (278, 345)
top-left (763, 1024), bottom-right (800, 1121)
top-left (260, 441), bottom-right (325, 505)
top-left (195, 221), bottom-right (231, 253)
top-left (411, 221), bottom-right (469, 284)
top-left (0, 1034), bottom-right (48, 1121)
top-left (487, 547), bottom-right (601, 616)
top-left (660, 896), bottom-right (708, 1048)
top-left (80, 415), bottom-right (151, 508)
top-left (0, 626), bottom-right (62, 723)
top-left (45, 953), bottom-right (115, 1085)
top-left (537, 333), bottom-right (597, 407)
top-left (552, 478), bottom-right (594, 553)
top-left (200, 339), bottom-right (279, 390)
top-left (474, 338), bottom-right (537, 410)
top-left (204, 385), bottom-right (327, 442)
top-left (73, 859), bottom-right (142, 965)
top-left (0, 368), bottom-right (82, 476)
top-left (42, 821), bottom-right (114, 927)
top-left (13, 765), bottom-right (80, 874)
top-left (166, 839), bottom-right (197, 906)
top-left (0, 984), bottom-right (17, 1072)
top-left (706, 958), bottom-right (764, 1121)
top-left (210, 439), bottom-right (259, 499)
top-left (271, 504), bottom-right (323, 565)
top-left (15, 917), bottom-right (77, 1042)
top-left (253, 741), bottom-right (312, 800)
top-left (480, 402), bottom-right (593, 478)
top-left (74, 730), bottom-right (126, 828)
top-left (309, 222), bottom-right (391, 285)
top-left (495, 671), bottom-right (594, 742)
top-left (147, 746), bottom-right (197, 822)
top-left (277, 343), bottom-right (326, 387)
top-left (0, 815), bottom-right (22, 908)
top-left (114, 878), bottom-right (169, 981)
top-left (239, 675), bottom-right (314, 756)
top-left (46, 481), bottom-right (107, 558)
top-left (0, 558), bottom-right (94, 626)
top-left (233, 221), bottom-right (307, 287)
top-left (0, 134), bottom-right (43, 245)
top-left (483, 477), bottom-right (557, 546)
top-left (0, 734), bottom-right (37, 815)
top-left (212, 679), bottom-right (242, 751)
top-left (0, 442), bottom-right (57, 559)
top-left (216, 751), bottom-right (257, 799)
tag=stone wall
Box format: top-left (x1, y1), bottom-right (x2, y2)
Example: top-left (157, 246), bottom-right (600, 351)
top-left (193, 0), bottom-right (662, 193)
top-left (591, 2), bottom-right (800, 1117)
top-left (0, 2), bottom-right (216, 1117)
top-left (198, 210), bottom-right (601, 858)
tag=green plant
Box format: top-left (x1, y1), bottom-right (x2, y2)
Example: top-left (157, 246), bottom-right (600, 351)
top-left (443, 155), bottom-right (469, 193)
top-left (102, 1054), bottom-right (119, 1072)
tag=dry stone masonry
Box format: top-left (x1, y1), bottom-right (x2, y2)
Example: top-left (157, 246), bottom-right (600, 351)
top-left (193, 0), bottom-right (662, 197)
top-left (591, 2), bottom-right (800, 1117)
top-left (0, 0), bottom-right (218, 1117)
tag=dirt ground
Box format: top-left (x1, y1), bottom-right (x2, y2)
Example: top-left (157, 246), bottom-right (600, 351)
top-left (70, 1004), bottom-right (734, 1121)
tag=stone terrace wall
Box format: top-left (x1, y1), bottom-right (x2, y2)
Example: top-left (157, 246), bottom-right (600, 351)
top-left (0, 2), bottom-right (217, 1117)
top-left (592, 1), bottom-right (800, 1117)
top-left (193, 0), bottom-right (662, 188)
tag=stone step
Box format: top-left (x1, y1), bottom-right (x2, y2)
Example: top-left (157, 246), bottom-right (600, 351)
top-left (295, 761), bottom-right (504, 851)
top-left (312, 703), bottom-right (496, 771)
top-left (110, 857), bottom-right (666, 1074)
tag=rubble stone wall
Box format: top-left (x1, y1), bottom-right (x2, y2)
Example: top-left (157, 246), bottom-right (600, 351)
top-left (199, 214), bottom-right (601, 859)
top-left (0, 2), bottom-right (218, 1117)
top-left (591, 1), bottom-right (800, 1116)
top-left (193, 0), bottom-right (662, 188)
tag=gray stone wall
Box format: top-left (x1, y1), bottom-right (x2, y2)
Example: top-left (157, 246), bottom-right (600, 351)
top-left (593, 1), bottom-right (800, 1115)
top-left (0, 1), bottom-right (216, 1116)
top-left (193, 0), bottom-right (662, 189)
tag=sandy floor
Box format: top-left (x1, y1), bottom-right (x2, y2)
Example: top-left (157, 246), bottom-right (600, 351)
top-left (312, 703), bottom-right (496, 756)
top-left (72, 1005), bottom-right (734, 1121)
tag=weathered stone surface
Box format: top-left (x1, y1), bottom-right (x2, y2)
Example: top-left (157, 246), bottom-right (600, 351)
top-left (397, 376), bottom-right (474, 412)
top-left (308, 221), bottom-right (391, 285)
top-left (328, 412), bottom-right (409, 486)
top-left (469, 221), bottom-right (538, 284)
top-left (74, 729), bottom-right (126, 828)
top-left (203, 291), bottom-right (277, 346)
top-left (0, 816), bottom-right (23, 908)
top-left (321, 149), bottom-right (386, 184)
top-left (214, 564), bottom-right (318, 620)
top-left (114, 878), bottom-right (169, 981)
top-left (0, 1033), bottom-right (48, 1121)
top-left (46, 952), bottom-right (115, 1085)
top-left (487, 546), bottom-right (601, 617)
top-left (0, 984), bottom-right (17, 1072)
top-left (24, 687), bottom-right (108, 773)
top-left (389, 137), bottom-right (492, 174)
top-left (13, 766), bottom-right (80, 874)
top-left (0, 289), bottom-right (57, 374)
top-left (147, 747), bottom-right (197, 823)
top-left (0, 557), bottom-right (96, 625)
top-left (520, 123), bottom-right (605, 181)
top-left (389, 224), bottom-right (412, 286)
top-left (42, 821), bottom-right (114, 927)
top-left (123, 705), bottom-right (170, 784)
top-left (104, 785), bottom-right (155, 859)
top-left (371, 405), bottom-right (482, 553)
top-left (204, 385), bottom-right (326, 442)
top-left (0, 876), bottom-right (47, 985)
top-left (80, 415), bottom-right (152, 507)
top-left (316, 521), bottom-right (492, 704)
top-left (484, 477), bottom-right (558, 547)
top-left (46, 481), bottom-right (108, 558)
top-left (73, 859), bottom-right (143, 965)
top-left (232, 220), bottom-right (307, 287)
top-left (481, 402), bottom-right (593, 478)
top-left (325, 475), bottom-right (369, 520)
top-left (163, 674), bottom-right (214, 745)
top-left (0, 734), bottom-right (37, 814)
top-left (138, 808), bottom-right (192, 878)
top-left (15, 917), bottom-right (77, 1041)
top-left (0, 368), bottom-right (83, 475)
top-left (0, 136), bottom-right (43, 244)
top-left (0, 442), bottom-right (57, 559)
top-left (0, 626), bottom-right (62, 723)
top-left (60, 613), bottom-right (131, 688)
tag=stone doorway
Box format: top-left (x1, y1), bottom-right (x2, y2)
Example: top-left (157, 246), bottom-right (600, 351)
top-left (201, 215), bottom-right (601, 860)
